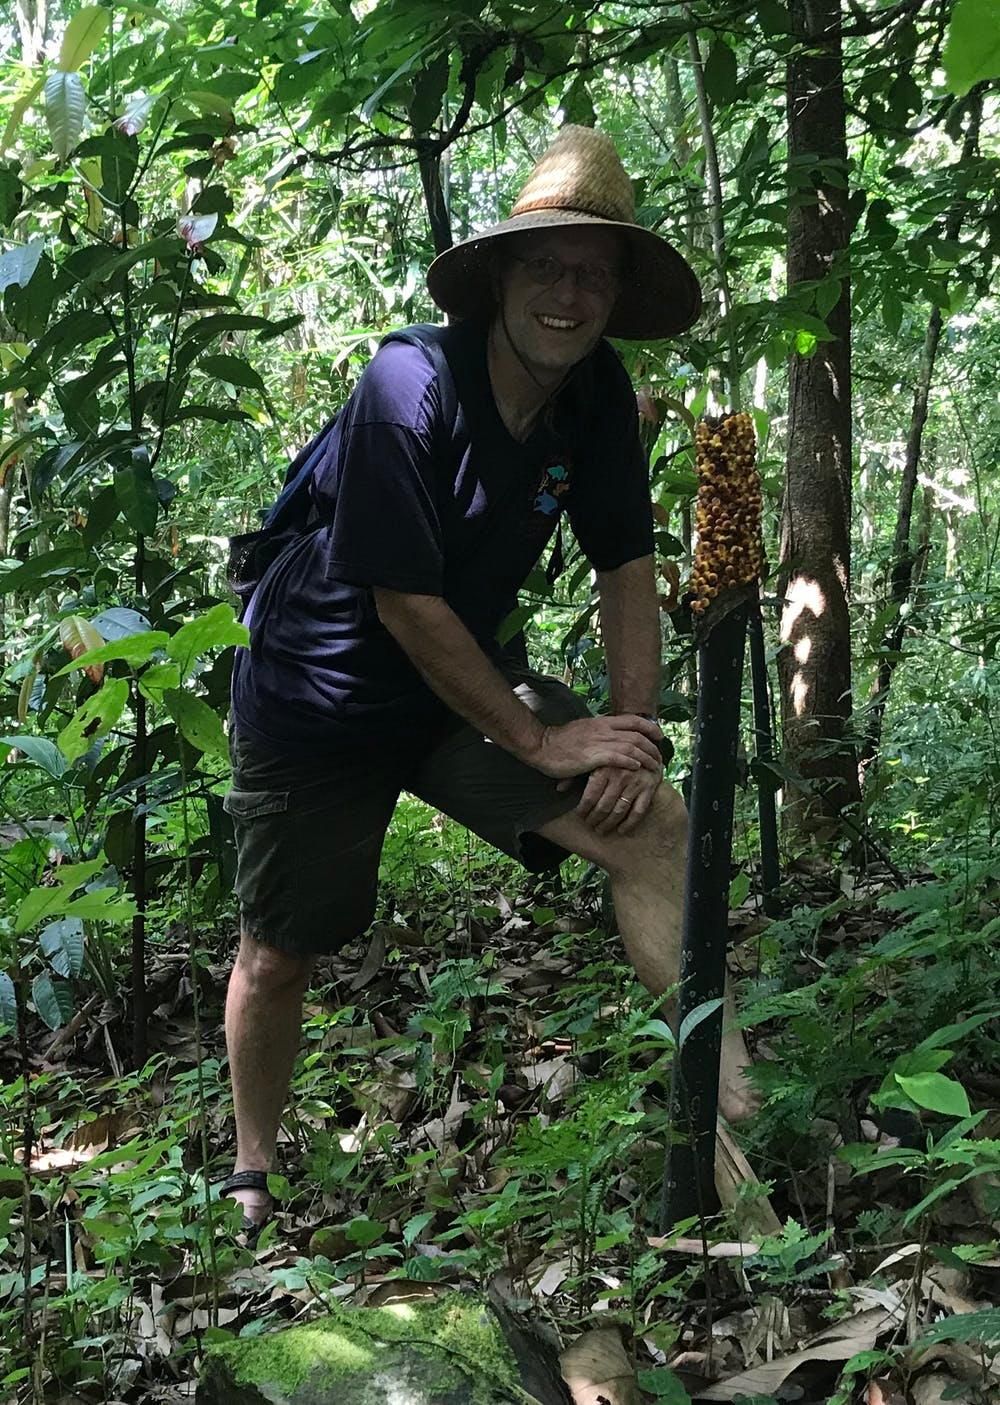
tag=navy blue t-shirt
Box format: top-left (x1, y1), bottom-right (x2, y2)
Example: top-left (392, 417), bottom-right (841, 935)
top-left (231, 320), bottom-right (653, 750)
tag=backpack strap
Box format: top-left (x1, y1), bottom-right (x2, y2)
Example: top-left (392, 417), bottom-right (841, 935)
top-left (381, 323), bottom-right (463, 451)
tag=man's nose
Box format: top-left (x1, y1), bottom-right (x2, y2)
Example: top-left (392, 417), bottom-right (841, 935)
top-left (552, 268), bottom-right (580, 302)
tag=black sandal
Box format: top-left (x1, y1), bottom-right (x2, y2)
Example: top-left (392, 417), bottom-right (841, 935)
top-left (219, 1169), bottom-right (273, 1246)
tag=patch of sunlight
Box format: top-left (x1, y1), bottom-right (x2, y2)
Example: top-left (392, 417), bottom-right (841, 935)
top-left (781, 576), bottom-right (827, 718)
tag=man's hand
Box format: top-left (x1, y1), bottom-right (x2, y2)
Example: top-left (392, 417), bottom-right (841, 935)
top-left (563, 760), bottom-right (663, 835)
top-left (527, 714), bottom-right (663, 779)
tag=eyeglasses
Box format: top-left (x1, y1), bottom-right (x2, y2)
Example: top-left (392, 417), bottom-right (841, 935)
top-left (512, 253), bottom-right (620, 297)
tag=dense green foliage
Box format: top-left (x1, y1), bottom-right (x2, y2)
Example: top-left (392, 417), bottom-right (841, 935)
top-left (0, 0), bottom-right (999, 1398)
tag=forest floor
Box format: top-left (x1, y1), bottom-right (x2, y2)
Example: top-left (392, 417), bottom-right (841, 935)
top-left (4, 849), bottom-right (1000, 1404)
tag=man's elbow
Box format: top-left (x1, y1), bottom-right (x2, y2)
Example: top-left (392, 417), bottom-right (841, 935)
top-left (372, 587), bottom-right (446, 637)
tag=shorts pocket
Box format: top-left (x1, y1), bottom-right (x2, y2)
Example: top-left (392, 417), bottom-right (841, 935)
top-left (223, 787), bottom-right (289, 821)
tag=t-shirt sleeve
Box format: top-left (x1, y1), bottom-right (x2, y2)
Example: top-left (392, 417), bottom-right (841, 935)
top-left (321, 341), bottom-right (446, 594)
top-left (566, 345), bottom-right (654, 572)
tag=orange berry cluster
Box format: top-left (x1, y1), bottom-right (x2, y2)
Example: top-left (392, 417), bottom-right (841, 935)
top-left (690, 412), bottom-right (763, 615)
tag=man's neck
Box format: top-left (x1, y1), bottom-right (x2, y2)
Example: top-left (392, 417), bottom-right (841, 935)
top-left (487, 317), bottom-right (563, 443)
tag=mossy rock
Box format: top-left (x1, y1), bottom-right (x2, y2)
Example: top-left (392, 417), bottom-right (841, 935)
top-left (198, 1292), bottom-right (567, 1405)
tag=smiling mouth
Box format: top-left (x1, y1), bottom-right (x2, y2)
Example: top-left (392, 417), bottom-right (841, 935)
top-left (536, 314), bottom-right (582, 331)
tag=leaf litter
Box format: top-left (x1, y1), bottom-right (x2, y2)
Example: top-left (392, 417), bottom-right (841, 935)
top-left (4, 861), bottom-right (1000, 1403)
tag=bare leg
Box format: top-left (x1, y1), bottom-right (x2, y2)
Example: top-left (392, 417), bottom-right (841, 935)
top-left (224, 933), bottom-right (314, 1222)
top-left (537, 785), bottom-right (760, 1122)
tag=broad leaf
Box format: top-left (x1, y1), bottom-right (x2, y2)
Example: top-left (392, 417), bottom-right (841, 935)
top-left (164, 688), bottom-right (228, 756)
top-left (59, 5), bottom-right (110, 71)
top-left (345, 1217), bottom-right (386, 1248)
top-left (168, 604), bottom-right (249, 678)
top-left (115, 457), bottom-right (159, 535)
top-left (45, 71), bottom-right (87, 161)
top-left (138, 660), bottom-right (181, 702)
top-left (62, 888), bottom-right (135, 923)
top-left (199, 354), bottom-right (266, 393)
top-left (1, 76), bottom-right (45, 156)
top-left (55, 629), bottom-right (168, 676)
top-left (0, 735), bottom-right (67, 778)
top-left (0, 972), bottom-right (15, 1027)
top-left (895, 1072), bottom-right (970, 1118)
top-left (32, 971), bottom-right (73, 1030)
top-left (637, 1368), bottom-right (692, 1403)
top-left (944, 0), bottom-right (1000, 94)
top-left (0, 241), bottom-right (44, 293)
top-left (39, 917), bottom-right (85, 978)
top-left (58, 677), bottom-right (129, 763)
top-left (703, 39), bottom-right (738, 105)
top-left (92, 606), bottom-right (152, 640)
top-left (60, 614), bottom-right (105, 683)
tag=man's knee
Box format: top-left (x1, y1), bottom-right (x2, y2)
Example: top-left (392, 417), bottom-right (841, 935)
top-left (233, 933), bottom-right (314, 994)
top-left (603, 784), bottom-right (687, 879)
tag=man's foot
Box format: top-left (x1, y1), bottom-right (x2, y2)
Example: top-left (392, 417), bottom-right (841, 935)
top-left (718, 1018), bottom-right (762, 1124)
top-left (220, 1169), bottom-right (273, 1242)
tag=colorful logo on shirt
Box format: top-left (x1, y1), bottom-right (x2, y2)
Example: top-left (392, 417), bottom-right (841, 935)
top-left (535, 461), bottom-right (571, 516)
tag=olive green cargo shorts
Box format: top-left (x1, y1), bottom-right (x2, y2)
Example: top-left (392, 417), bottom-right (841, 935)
top-left (224, 667), bottom-right (590, 955)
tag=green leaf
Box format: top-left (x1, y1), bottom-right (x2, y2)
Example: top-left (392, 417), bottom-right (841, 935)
top-left (58, 677), bottom-right (129, 764)
top-left (916, 1307), bottom-right (1000, 1345)
top-left (59, 5), bottom-right (110, 71)
top-left (39, 917), bottom-right (85, 978)
top-left (0, 972), bottom-right (16, 1027)
top-left (138, 660), bottom-right (181, 702)
top-left (62, 888), bottom-right (135, 923)
top-left (32, 972), bottom-right (72, 1030)
top-left (703, 39), bottom-right (738, 105)
top-left (0, 735), bottom-right (67, 778)
top-left (45, 71), bottom-right (87, 161)
top-left (199, 354), bottom-right (266, 393)
top-left (345, 1217), bottom-right (386, 1249)
top-left (101, 129), bottom-right (138, 206)
top-left (55, 630), bottom-right (168, 676)
top-left (679, 997), bottom-right (724, 1047)
top-left (0, 241), bottom-right (44, 293)
top-left (895, 1072), bottom-right (971, 1118)
top-left (167, 603), bottom-right (248, 678)
top-left (637, 1368), bottom-right (692, 1403)
top-left (164, 688), bottom-right (228, 756)
top-left (729, 872), bottom-right (751, 908)
top-left (402, 1211), bottom-right (434, 1246)
top-left (115, 457), bottom-right (159, 535)
top-left (944, 0), bottom-right (1000, 94)
top-left (918, 1012), bottom-right (999, 1051)
top-left (1, 75), bottom-right (45, 156)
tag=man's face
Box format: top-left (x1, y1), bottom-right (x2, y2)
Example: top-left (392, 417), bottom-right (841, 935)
top-left (496, 227), bottom-right (623, 379)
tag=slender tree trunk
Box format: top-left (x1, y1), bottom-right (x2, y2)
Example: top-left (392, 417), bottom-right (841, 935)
top-left (418, 143), bottom-right (453, 258)
top-left (777, 0), bottom-right (859, 830)
top-left (859, 101), bottom-right (981, 776)
top-left (15, 0), bottom-right (47, 65)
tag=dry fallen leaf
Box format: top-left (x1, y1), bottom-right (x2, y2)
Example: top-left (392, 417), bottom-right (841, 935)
top-left (693, 1307), bottom-right (900, 1401)
top-left (348, 927), bottom-right (386, 991)
top-left (561, 1327), bottom-right (640, 1405)
top-left (910, 1372), bottom-right (977, 1404)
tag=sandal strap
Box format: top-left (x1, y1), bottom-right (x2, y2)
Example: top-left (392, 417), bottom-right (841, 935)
top-left (220, 1169), bottom-right (271, 1195)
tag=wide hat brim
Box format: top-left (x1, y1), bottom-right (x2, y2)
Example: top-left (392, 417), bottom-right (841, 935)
top-left (426, 209), bottom-right (702, 340)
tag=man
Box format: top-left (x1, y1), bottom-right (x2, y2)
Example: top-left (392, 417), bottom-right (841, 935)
top-left (222, 126), bottom-right (756, 1234)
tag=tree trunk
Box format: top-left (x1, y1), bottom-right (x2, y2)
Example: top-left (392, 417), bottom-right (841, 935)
top-left (15, 0), bottom-right (47, 65)
top-left (859, 100), bottom-right (981, 777)
top-left (776, 0), bottom-right (859, 830)
top-left (418, 143), bottom-right (453, 258)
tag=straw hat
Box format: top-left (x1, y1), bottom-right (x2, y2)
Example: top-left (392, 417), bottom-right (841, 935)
top-left (426, 125), bottom-right (702, 340)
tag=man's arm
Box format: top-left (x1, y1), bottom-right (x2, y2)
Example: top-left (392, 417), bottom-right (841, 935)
top-left (598, 554), bottom-right (661, 717)
top-left (565, 555), bottom-right (664, 834)
top-left (373, 588), bottom-right (663, 779)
